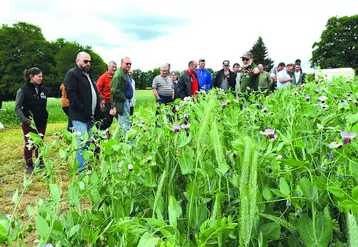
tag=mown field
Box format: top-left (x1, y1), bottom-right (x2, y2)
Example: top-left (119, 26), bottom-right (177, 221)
top-left (1, 81), bottom-right (358, 247)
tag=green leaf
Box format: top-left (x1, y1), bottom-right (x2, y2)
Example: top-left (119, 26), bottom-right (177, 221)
top-left (296, 140), bottom-right (306, 148)
top-left (178, 130), bottom-right (192, 148)
top-left (59, 149), bottom-right (67, 159)
top-left (27, 206), bottom-right (34, 217)
top-left (68, 224), bottom-right (80, 238)
top-left (12, 188), bottom-right (19, 205)
top-left (137, 232), bottom-right (160, 247)
top-left (352, 186), bottom-right (358, 201)
top-left (271, 189), bottom-right (285, 198)
top-left (349, 161), bottom-right (358, 184)
top-left (262, 185), bottom-right (273, 201)
top-left (347, 114), bottom-right (358, 124)
top-left (178, 148), bottom-right (194, 175)
top-left (328, 186), bottom-right (345, 198)
top-left (112, 144), bottom-right (120, 151)
top-left (36, 215), bottom-right (50, 239)
top-left (347, 211), bottom-right (358, 247)
top-left (0, 216), bottom-right (9, 244)
top-left (283, 158), bottom-right (309, 167)
top-left (340, 200), bottom-right (358, 212)
top-left (168, 196), bottom-right (182, 227)
top-left (299, 177), bottom-right (318, 202)
top-left (50, 184), bottom-right (61, 200)
top-left (279, 178), bottom-right (290, 197)
top-left (259, 223), bottom-right (281, 240)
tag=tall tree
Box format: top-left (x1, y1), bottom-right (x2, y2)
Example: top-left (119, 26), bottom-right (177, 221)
top-left (250, 36), bottom-right (274, 72)
top-left (311, 15), bottom-right (358, 71)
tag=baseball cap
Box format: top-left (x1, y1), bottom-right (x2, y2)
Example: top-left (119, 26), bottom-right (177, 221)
top-left (223, 60), bottom-right (230, 66)
top-left (241, 51), bottom-right (253, 59)
top-left (199, 58), bottom-right (205, 63)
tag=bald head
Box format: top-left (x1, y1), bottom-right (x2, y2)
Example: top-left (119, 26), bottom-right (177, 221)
top-left (121, 56), bottom-right (132, 72)
top-left (76, 51), bottom-right (91, 72)
top-left (258, 64), bottom-right (264, 72)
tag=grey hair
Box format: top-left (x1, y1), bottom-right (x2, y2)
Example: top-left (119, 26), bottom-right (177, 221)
top-left (76, 51), bottom-right (90, 59)
top-left (121, 56), bottom-right (130, 63)
top-left (160, 65), bottom-right (168, 70)
top-left (108, 61), bottom-right (117, 66)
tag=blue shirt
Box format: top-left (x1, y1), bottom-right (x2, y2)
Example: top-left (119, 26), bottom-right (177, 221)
top-left (125, 73), bottom-right (134, 99)
top-left (196, 69), bottom-right (212, 93)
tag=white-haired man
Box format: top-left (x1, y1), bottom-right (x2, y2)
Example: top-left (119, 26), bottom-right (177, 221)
top-left (152, 65), bottom-right (174, 104)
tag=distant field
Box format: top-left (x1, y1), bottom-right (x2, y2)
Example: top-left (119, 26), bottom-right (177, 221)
top-left (0, 90), bottom-right (154, 127)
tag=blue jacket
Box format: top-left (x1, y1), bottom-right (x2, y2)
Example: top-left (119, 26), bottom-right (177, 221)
top-left (196, 68), bottom-right (212, 93)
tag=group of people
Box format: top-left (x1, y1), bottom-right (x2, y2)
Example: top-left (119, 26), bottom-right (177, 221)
top-left (14, 50), bottom-right (304, 173)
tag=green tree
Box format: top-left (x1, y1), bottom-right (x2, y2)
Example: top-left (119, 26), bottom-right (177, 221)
top-left (0, 22), bottom-right (54, 96)
top-left (311, 15), bottom-right (358, 71)
top-left (250, 36), bottom-right (274, 72)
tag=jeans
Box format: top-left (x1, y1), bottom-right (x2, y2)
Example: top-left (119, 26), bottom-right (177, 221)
top-left (72, 120), bottom-right (94, 172)
top-left (21, 122), bottom-right (46, 166)
top-left (117, 99), bottom-right (131, 137)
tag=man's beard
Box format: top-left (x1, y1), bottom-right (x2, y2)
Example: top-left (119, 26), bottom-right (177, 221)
top-left (243, 62), bottom-right (252, 68)
top-left (82, 67), bottom-right (90, 72)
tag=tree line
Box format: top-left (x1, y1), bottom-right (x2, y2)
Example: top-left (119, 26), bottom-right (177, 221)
top-left (1, 15), bottom-right (357, 100)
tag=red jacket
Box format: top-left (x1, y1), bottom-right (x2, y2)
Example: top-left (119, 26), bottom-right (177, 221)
top-left (96, 71), bottom-right (113, 103)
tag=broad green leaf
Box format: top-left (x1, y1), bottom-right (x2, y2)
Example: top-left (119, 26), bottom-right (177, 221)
top-left (0, 216), bottom-right (9, 243)
top-left (283, 158), bottom-right (309, 167)
top-left (347, 211), bottom-right (358, 247)
top-left (279, 178), bottom-right (290, 197)
top-left (27, 206), bottom-right (34, 217)
top-left (68, 224), bottom-right (80, 238)
top-left (36, 215), bottom-right (50, 239)
top-left (137, 232), bottom-right (159, 247)
top-left (50, 184), bottom-right (61, 200)
top-left (262, 185), bottom-right (273, 201)
top-left (168, 196), bottom-right (182, 227)
top-left (271, 189), bottom-right (285, 198)
top-left (59, 149), bottom-right (67, 159)
top-left (178, 148), bottom-right (194, 175)
top-left (178, 131), bottom-right (192, 148)
top-left (352, 186), bottom-right (358, 201)
top-left (296, 140), bottom-right (306, 148)
top-left (328, 186), bottom-right (345, 198)
top-left (349, 161), bottom-right (358, 184)
top-left (299, 177), bottom-right (318, 202)
top-left (82, 149), bottom-right (92, 161)
top-left (143, 218), bottom-right (164, 227)
top-left (347, 114), bottom-right (358, 124)
top-left (112, 144), bottom-right (120, 151)
top-left (340, 200), bottom-right (358, 212)
top-left (12, 188), bottom-right (19, 205)
top-left (259, 223), bottom-right (281, 240)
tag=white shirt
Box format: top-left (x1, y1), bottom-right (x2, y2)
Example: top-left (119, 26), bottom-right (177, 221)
top-left (84, 72), bottom-right (97, 115)
top-left (294, 71), bottom-right (301, 84)
top-left (277, 70), bottom-right (291, 88)
top-left (130, 79), bottom-right (136, 107)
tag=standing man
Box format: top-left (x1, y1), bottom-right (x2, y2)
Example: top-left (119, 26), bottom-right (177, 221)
top-left (110, 57), bottom-right (133, 137)
top-left (196, 58), bottom-right (212, 93)
top-left (178, 60), bottom-right (199, 99)
top-left (293, 64), bottom-right (305, 86)
top-left (152, 65), bottom-right (174, 104)
top-left (240, 52), bottom-right (260, 92)
top-left (128, 70), bottom-right (136, 115)
top-left (277, 64), bottom-right (294, 88)
top-left (96, 61), bottom-right (117, 124)
top-left (64, 51), bottom-right (100, 173)
top-left (213, 60), bottom-right (236, 93)
top-left (233, 63), bottom-right (242, 94)
top-left (258, 64), bottom-right (272, 93)
top-left (270, 62), bottom-right (285, 90)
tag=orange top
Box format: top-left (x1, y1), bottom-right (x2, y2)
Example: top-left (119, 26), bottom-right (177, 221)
top-left (60, 83), bottom-right (69, 107)
top-left (96, 71), bottom-right (112, 103)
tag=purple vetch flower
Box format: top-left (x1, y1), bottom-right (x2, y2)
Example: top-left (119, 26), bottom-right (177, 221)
top-left (297, 209), bottom-right (303, 214)
top-left (333, 95), bottom-right (338, 100)
top-left (327, 153), bottom-right (333, 160)
top-left (181, 123), bottom-right (191, 131)
top-left (128, 164), bottom-right (133, 171)
top-left (173, 124), bottom-right (180, 133)
top-left (221, 102), bottom-right (227, 109)
top-left (340, 131), bottom-right (356, 144)
top-left (147, 156), bottom-right (152, 163)
top-left (329, 142), bottom-right (343, 149)
top-left (286, 200), bottom-right (292, 207)
top-left (300, 83), bottom-right (305, 88)
top-left (296, 191), bottom-right (303, 197)
top-left (183, 113), bottom-right (189, 120)
top-left (315, 88), bottom-right (319, 94)
top-left (305, 94), bottom-right (310, 101)
top-left (44, 244), bottom-right (54, 247)
top-left (292, 91), bottom-right (299, 96)
top-left (259, 128), bottom-right (276, 139)
top-left (172, 105), bottom-right (179, 113)
top-left (262, 107), bottom-right (268, 113)
top-left (318, 95), bottom-right (328, 103)
top-left (233, 153), bottom-right (238, 159)
top-left (156, 103), bottom-right (160, 109)
top-left (356, 102), bottom-right (358, 107)
top-left (336, 173), bottom-right (343, 179)
top-left (320, 103), bottom-right (329, 110)
top-left (347, 97), bottom-right (353, 102)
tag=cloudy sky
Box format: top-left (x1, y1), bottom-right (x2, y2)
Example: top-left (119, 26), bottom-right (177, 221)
top-left (1, 0), bottom-right (356, 72)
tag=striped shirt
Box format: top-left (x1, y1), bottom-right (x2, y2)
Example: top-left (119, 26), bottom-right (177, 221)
top-left (152, 75), bottom-right (173, 96)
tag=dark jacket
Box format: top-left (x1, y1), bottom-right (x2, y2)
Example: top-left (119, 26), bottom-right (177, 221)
top-left (213, 69), bottom-right (236, 91)
top-left (293, 72), bottom-right (306, 85)
top-left (64, 66), bottom-right (100, 122)
top-left (15, 82), bottom-right (48, 126)
top-left (110, 68), bottom-right (128, 115)
top-left (178, 73), bottom-right (193, 99)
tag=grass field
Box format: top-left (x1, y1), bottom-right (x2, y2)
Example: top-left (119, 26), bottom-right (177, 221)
top-left (0, 90), bottom-right (155, 245)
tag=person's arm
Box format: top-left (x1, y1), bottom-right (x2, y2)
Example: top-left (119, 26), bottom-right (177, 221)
top-left (152, 77), bottom-right (160, 100)
top-left (279, 76), bottom-right (293, 83)
top-left (64, 70), bottom-right (84, 111)
top-left (14, 89), bottom-right (30, 123)
top-left (110, 72), bottom-right (126, 108)
top-left (172, 88), bottom-right (175, 99)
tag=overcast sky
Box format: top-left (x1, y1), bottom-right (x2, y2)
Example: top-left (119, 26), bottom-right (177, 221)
top-left (1, 0), bottom-right (356, 73)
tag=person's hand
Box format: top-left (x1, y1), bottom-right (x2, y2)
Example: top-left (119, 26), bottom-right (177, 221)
top-left (109, 107), bottom-right (116, 116)
top-left (247, 69), bottom-right (254, 75)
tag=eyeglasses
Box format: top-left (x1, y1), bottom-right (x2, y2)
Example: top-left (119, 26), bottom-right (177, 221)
top-left (126, 63), bottom-right (132, 66)
top-left (242, 58), bottom-right (249, 61)
top-left (223, 65), bottom-right (229, 67)
top-left (84, 60), bottom-right (92, 64)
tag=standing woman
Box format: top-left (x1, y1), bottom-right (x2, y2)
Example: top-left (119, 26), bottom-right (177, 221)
top-left (15, 67), bottom-right (48, 173)
top-left (60, 83), bottom-right (73, 131)
top-left (171, 72), bottom-right (179, 99)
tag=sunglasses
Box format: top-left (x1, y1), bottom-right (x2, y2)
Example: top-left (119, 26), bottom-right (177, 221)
top-left (242, 58), bottom-right (249, 61)
top-left (83, 60), bottom-right (92, 64)
top-left (125, 63), bottom-right (132, 66)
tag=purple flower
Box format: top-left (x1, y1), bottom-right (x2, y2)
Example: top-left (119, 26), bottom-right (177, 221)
top-left (233, 153), bottom-right (238, 159)
top-left (356, 102), bottom-right (358, 107)
top-left (128, 164), bottom-right (133, 171)
top-left (173, 124), bottom-right (180, 133)
top-left (44, 244), bottom-right (54, 247)
top-left (318, 95), bottom-right (327, 103)
top-left (221, 102), bottom-right (227, 109)
top-left (333, 95), bottom-right (338, 100)
top-left (336, 173), bottom-right (343, 179)
top-left (147, 156), bottom-right (152, 163)
top-left (340, 131), bottom-right (356, 143)
top-left (262, 107), bottom-right (268, 113)
top-left (327, 153), bottom-right (333, 160)
top-left (181, 123), bottom-right (190, 131)
top-left (315, 88), bottom-right (319, 94)
top-left (305, 94), bottom-right (310, 101)
top-left (259, 128), bottom-right (276, 139)
top-left (296, 191), bottom-right (303, 197)
top-left (183, 113), bottom-right (189, 120)
top-left (286, 200), bottom-right (292, 207)
top-left (172, 105), bottom-right (179, 113)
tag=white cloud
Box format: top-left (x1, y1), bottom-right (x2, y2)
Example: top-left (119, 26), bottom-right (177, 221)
top-left (1, 0), bottom-right (357, 74)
